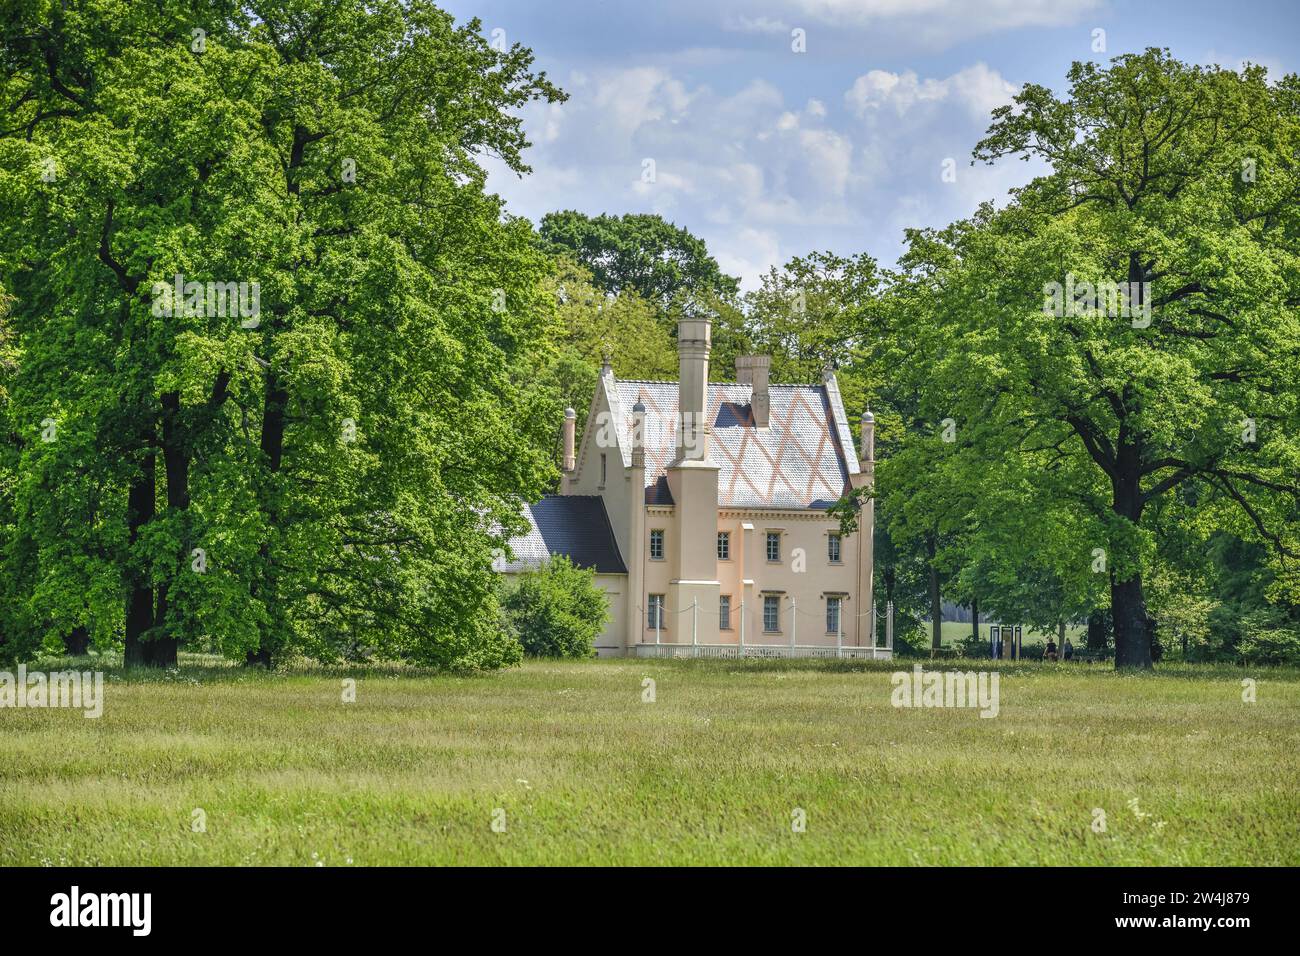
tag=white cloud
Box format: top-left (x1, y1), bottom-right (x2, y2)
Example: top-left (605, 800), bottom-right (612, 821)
top-left (1202, 50), bottom-right (1288, 81)
top-left (846, 64), bottom-right (1018, 120)
top-left (591, 67), bottom-right (694, 135)
top-left (488, 57), bottom-right (1037, 291)
top-left (724, 15), bottom-right (792, 35)
top-left (792, 0), bottom-right (1094, 25)
top-left (714, 228), bottom-right (784, 290)
top-left (715, 0), bottom-right (1100, 50)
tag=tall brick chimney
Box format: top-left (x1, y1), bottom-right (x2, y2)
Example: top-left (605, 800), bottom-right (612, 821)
top-left (736, 355), bottom-right (770, 427)
top-left (666, 314), bottom-right (720, 644)
top-left (675, 314), bottom-right (712, 461)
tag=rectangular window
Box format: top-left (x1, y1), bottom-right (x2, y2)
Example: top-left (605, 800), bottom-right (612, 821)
top-left (826, 596), bottom-right (842, 635)
top-left (717, 531), bottom-right (730, 560)
top-left (600, 453), bottom-right (607, 486)
top-left (648, 594), bottom-right (665, 630)
top-left (763, 595), bottom-right (780, 632)
top-left (828, 533), bottom-right (842, 563)
top-left (766, 531), bottom-right (781, 562)
top-left (719, 595), bottom-right (731, 630)
top-left (649, 529), bottom-right (664, 560)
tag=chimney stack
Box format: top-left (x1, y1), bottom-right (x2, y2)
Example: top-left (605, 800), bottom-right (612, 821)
top-left (736, 355), bottom-right (770, 427)
top-left (666, 323), bottom-right (721, 647)
top-left (676, 314), bottom-right (712, 461)
top-left (631, 400), bottom-right (646, 468)
top-left (626, 399), bottom-right (648, 655)
top-left (562, 407), bottom-right (577, 474)
top-left (860, 409), bottom-right (875, 473)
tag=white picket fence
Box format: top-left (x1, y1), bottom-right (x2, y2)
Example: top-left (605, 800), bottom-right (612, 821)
top-left (634, 599), bottom-right (896, 660)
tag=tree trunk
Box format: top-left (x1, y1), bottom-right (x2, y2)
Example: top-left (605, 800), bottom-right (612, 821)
top-left (123, 449), bottom-right (156, 667)
top-left (145, 594), bottom-right (177, 668)
top-left (926, 535), bottom-right (941, 655)
top-left (1087, 609), bottom-right (1109, 650)
top-left (248, 373), bottom-right (289, 668)
top-left (245, 647), bottom-right (273, 668)
top-left (1111, 575), bottom-right (1153, 668)
top-left (1110, 450), bottom-right (1154, 670)
top-left (147, 391), bottom-right (190, 670)
top-left (971, 597), bottom-right (979, 644)
top-left (63, 626), bottom-right (90, 656)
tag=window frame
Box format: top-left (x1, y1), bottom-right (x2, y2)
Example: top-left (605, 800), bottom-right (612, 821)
top-left (827, 532), bottom-right (842, 564)
top-left (719, 594), bottom-right (731, 631)
top-left (765, 531), bottom-right (781, 563)
top-left (762, 595), bottom-right (781, 633)
top-left (717, 531), bottom-right (730, 561)
top-left (649, 528), bottom-right (665, 561)
top-left (825, 596), bottom-right (842, 635)
top-left (648, 594), bottom-right (665, 630)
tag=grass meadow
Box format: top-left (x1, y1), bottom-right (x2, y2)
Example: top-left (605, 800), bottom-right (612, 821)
top-left (1, 655), bottom-right (1297, 866)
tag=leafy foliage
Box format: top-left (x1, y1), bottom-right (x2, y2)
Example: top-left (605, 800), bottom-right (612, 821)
top-left (0, 1), bottom-right (565, 668)
top-left (501, 556), bottom-right (607, 658)
top-left (538, 210), bottom-right (738, 314)
top-left (878, 50), bottom-right (1300, 667)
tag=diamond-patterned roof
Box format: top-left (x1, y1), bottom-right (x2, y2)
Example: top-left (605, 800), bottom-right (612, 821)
top-left (611, 380), bottom-right (858, 510)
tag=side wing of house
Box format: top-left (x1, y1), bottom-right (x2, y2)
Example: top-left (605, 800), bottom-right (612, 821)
top-left (496, 495), bottom-right (629, 656)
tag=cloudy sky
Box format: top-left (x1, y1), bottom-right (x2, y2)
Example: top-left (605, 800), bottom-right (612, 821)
top-left (441, 0), bottom-right (1299, 290)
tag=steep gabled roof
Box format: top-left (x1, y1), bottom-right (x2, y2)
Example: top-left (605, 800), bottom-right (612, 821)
top-left (610, 379), bottom-right (860, 510)
top-left (495, 495), bottom-right (627, 574)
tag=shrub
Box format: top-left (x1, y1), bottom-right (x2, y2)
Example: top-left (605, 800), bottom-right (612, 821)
top-left (1237, 614), bottom-right (1300, 666)
top-left (892, 626), bottom-right (927, 657)
top-left (500, 557), bottom-right (608, 658)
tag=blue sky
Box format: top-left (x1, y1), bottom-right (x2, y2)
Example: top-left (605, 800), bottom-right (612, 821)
top-left (440, 0), bottom-right (1300, 289)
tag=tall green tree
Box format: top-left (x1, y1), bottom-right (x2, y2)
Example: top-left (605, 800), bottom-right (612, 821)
top-left (538, 211), bottom-right (738, 314)
top-left (0, 1), bottom-right (567, 669)
top-left (743, 251), bottom-right (878, 390)
top-left (548, 258), bottom-right (676, 380)
top-left (529, 258), bottom-right (676, 473)
top-left (919, 50), bottom-right (1300, 668)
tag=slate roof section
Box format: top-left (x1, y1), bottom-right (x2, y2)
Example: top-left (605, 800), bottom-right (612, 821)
top-left (495, 495), bottom-right (627, 574)
top-left (611, 379), bottom-right (859, 510)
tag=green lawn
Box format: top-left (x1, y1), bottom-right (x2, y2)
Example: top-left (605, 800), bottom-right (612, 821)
top-left (2, 655), bottom-right (1297, 865)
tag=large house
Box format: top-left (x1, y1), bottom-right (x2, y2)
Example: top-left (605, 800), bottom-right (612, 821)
top-left (497, 315), bottom-right (887, 659)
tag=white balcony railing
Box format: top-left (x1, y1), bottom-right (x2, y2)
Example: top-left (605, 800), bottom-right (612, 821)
top-left (634, 642), bottom-right (893, 660)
